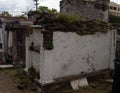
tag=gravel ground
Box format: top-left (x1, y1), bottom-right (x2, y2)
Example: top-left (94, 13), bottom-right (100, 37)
top-left (0, 70), bottom-right (38, 93)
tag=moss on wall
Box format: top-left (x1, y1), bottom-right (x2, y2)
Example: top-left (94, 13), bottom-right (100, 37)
top-left (43, 31), bottom-right (53, 50)
top-left (35, 13), bottom-right (108, 50)
top-left (109, 14), bottom-right (120, 23)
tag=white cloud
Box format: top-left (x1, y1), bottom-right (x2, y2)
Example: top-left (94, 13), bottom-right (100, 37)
top-left (0, 0), bottom-right (34, 15)
top-left (40, 0), bottom-right (61, 11)
top-left (0, 0), bottom-right (61, 15)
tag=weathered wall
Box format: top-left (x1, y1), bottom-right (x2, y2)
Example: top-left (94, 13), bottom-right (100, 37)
top-left (0, 28), bottom-right (3, 52)
top-left (25, 29), bottom-right (42, 72)
top-left (60, 0), bottom-right (109, 22)
top-left (40, 30), bottom-right (116, 84)
top-left (0, 27), bottom-right (4, 61)
top-left (0, 18), bottom-right (8, 62)
top-left (109, 29), bottom-right (117, 69)
top-left (8, 31), bottom-right (13, 48)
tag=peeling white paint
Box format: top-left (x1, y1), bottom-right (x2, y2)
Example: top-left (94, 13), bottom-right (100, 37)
top-left (25, 29), bottom-right (41, 72)
top-left (40, 30), bottom-right (116, 84)
top-left (8, 31), bottom-right (13, 48)
top-left (25, 29), bottom-right (116, 85)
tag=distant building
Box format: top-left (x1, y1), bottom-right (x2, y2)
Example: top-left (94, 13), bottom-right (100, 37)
top-left (109, 2), bottom-right (120, 16)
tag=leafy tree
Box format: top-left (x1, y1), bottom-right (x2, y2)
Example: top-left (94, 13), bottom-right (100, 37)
top-left (29, 6), bottom-right (58, 14)
top-left (38, 6), bottom-right (58, 14)
top-left (50, 9), bottom-right (58, 14)
top-left (0, 11), bottom-right (11, 17)
top-left (109, 14), bottom-right (120, 23)
top-left (38, 6), bottom-right (50, 13)
top-left (15, 15), bottom-right (26, 19)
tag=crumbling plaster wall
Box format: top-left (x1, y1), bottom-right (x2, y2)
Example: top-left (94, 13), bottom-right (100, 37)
top-left (0, 28), bottom-right (4, 61)
top-left (0, 28), bottom-right (3, 52)
top-left (60, 0), bottom-right (109, 22)
top-left (40, 30), bottom-right (116, 84)
top-left (25, 30), bottom-right (42, 72)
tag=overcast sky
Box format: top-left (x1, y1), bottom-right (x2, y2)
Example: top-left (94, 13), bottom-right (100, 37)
top-left (0, 0), bottom-right (119, 16)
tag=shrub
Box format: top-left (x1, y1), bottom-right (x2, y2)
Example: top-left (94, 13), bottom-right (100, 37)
top-left (28, 66), bottom-right (39, 79)
top-left (28, 6), bottom-right (58, 14)
top-left (109, 14), bottom-right (120, 23)
top-left (58, 14), bottom-right (82, 24)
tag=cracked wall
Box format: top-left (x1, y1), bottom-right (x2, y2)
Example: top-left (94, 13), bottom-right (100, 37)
top-left (40, 30), bottom-right (116, 84)
top-left (60, 0), bottom-right (109, 22)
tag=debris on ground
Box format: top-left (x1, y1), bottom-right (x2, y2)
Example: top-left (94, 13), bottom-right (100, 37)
top-left (0, 69), bottom-right (113, 93)
top-left (0, 69), bottom-right (37, 93)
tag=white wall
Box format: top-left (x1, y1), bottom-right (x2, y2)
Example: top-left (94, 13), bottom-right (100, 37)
top-left (0, 28), bottom-right (3, 52)
top-left (109, 29), bottom-right (117, 69)
top-left (40, 30), bottom-right (116, 84)
top-left (8, 31), bottom-right (13, 48)
top-left (25, 29), bottom-right (41, 72)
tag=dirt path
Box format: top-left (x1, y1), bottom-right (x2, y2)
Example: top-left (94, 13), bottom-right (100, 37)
top-left (0, 69), bottom-right (112, 93)
top-left (0, 70), bottom-right (38, 93)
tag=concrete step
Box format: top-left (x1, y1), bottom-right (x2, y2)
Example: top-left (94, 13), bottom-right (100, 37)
top-left (0, 64), bottom-right (13, 69)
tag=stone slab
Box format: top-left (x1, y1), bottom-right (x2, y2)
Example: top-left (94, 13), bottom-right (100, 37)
top-left (0, 65), bottom-right (13, 69)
